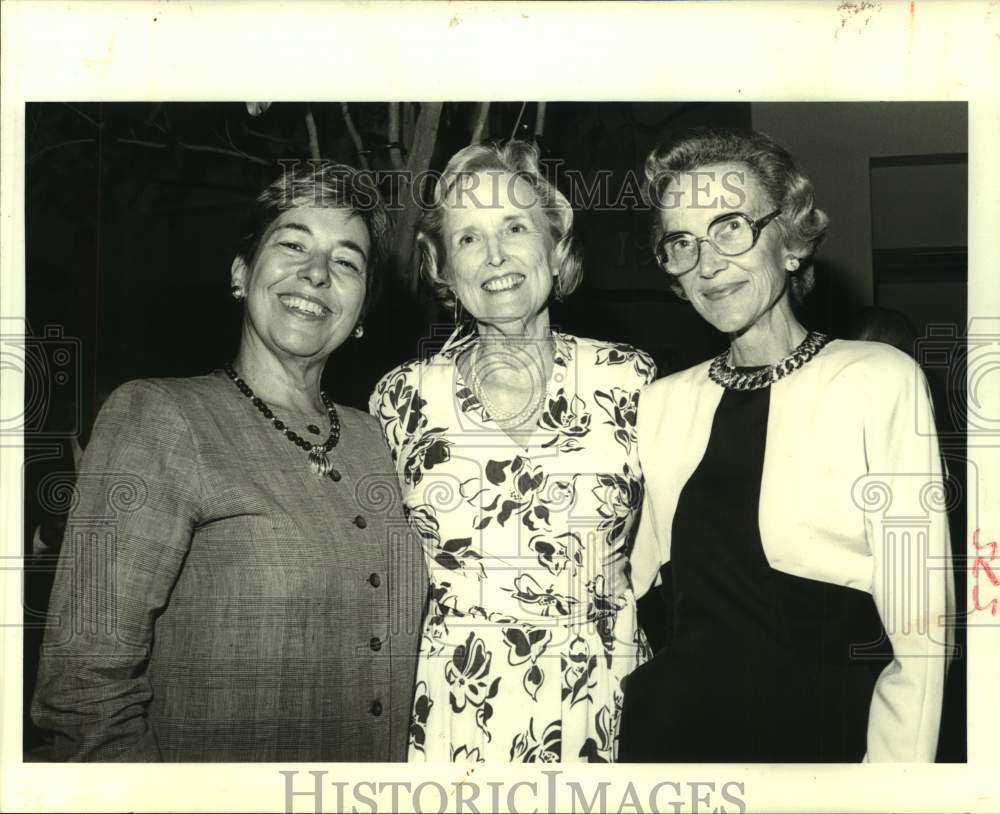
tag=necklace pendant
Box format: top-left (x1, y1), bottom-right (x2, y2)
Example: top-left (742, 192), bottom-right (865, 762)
top-left (308, 447), bottom-right (332, 477)
top-left (225, 365), bottom-right (341, 476)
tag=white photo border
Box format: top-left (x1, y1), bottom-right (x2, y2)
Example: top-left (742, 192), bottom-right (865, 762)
top-left (2, 1), bottom-right (998, 812)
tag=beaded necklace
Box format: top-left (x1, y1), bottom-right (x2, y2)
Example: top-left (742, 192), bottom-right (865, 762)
top-left (466, 342), bottom-right (546, 423)
top-left (223, 364), bottom-right (340, 477)
top-left (708, 330), bottom-right (829, 391)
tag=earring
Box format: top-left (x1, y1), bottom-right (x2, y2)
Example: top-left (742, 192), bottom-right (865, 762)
top-left (452, 297), bottom-right (463, 325)
top-left (352, 324), bottom-right (364, 339)
top-left (787, 258), bottom-right (800, 271)
top-left (231, 284), bottom-right (245, 300)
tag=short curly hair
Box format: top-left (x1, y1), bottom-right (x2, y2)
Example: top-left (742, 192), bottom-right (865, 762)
top-left (644, 128), bottom-right (829, 303)
top-left (417, 140), bottom-right (583, 311)
top-left (235, 160), bottom-right (390, 320)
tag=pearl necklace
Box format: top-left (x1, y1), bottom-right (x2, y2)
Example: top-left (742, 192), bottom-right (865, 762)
top-left (466, 343), bottom-right (546, 423)
top-left (224, 364), bottom-right (340, 477)
top-left (708, 330), bottom-right (829, 391)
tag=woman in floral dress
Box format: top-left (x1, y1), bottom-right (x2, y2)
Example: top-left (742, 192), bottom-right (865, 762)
top-left (370, 141), bottom-right (655, 762)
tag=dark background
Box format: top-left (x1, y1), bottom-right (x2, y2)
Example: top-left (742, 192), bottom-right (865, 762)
top-left (22, 101), bottom-right (968, 760)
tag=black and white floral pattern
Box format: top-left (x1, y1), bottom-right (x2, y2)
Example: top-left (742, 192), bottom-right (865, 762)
top-left (370, 333), bottom-right (656, 762)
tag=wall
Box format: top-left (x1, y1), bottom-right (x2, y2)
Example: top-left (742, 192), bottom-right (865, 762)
top-left (751, 102), bottom-right (967, 310)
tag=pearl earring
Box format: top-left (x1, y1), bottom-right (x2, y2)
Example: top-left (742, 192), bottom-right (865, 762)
top-left (353, 324), bottom-right (365, 339)
top-left (231, 284), bottom-right (245, 300)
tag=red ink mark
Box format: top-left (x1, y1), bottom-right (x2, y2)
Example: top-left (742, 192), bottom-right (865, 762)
top-left (973, 557), bottom-right (1000, 586)
top-left (972, 528), bottom-right (997, 556)
top-left (910, 0), bottom-right (915, 17)
top-left (971, 529), bottom-right (1000, 615)
top-left (972, 585), bottom-right (999, 615)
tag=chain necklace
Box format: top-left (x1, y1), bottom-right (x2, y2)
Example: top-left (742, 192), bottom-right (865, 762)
top-left (708, 330), bottom-right (829, 391)
top-left (466, 343), bottom-right (546, 423)
top-left (223, 364), bottom-right (340, 477)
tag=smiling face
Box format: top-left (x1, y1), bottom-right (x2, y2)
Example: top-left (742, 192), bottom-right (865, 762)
top-left (659, 162), bottom-right (796, 336)
top-left (440, 171), bottom-right (555, 332)
top-left (231, 205), bottom-right (370, 365)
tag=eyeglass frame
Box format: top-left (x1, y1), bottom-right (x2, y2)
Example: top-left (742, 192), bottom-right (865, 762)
top-left (654, 209), bottom-right (783, 276)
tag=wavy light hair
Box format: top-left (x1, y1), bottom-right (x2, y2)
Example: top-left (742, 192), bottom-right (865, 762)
top-left (417, 140), bottom-right (583, 310)
top-left (644, 128), bottom-right (829, 303)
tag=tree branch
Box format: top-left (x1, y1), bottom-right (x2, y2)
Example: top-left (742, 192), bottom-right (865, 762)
top-left (470, 102), bottom-right (491, 145)
top-left (27, 139), bottom-right (96, 164)
top-left (304, 106), bottom-right (321, 160)
top-left (534, 102), bottom-right (547, 141)
top-left (340, 103), bottom-right (369, 170)
top-left (387, 103), bottom-right (405, 170)
top-left (509, 101), bottom-right (527, 142)
top-left (397, 102), bottom-right (443, 295)
top-left (62, 103), bottom-right (102, 130)
top-left (122, 138), bottom-right (270, 165)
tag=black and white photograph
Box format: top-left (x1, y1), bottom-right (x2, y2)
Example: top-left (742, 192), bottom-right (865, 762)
top-left (2, 2), bottom-right (998, 813)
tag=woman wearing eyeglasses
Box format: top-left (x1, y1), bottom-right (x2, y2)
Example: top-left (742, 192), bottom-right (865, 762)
top-left (619, 129), bottom-right (953, 762)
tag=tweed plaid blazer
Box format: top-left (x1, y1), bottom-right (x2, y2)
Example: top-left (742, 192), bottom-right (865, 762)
top-left (32, 370), bottom-right (426, 762)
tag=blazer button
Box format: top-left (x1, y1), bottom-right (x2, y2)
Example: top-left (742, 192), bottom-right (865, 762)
top-left (369, 636), bottom-right (382, 652)
top-left (328, 468), bottom-right (342, 482)
top-left (353, 514), bottom-right (367, 529)
top-left (368, 573), bottom-right (381, 588)
top-left (370, 699), bottom-right (383, 716)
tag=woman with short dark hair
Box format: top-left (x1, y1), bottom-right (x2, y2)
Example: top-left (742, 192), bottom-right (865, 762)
top-left (32, 161), bottom-right (425, 761)
top-left (620, 128), bottom-right (953, 762)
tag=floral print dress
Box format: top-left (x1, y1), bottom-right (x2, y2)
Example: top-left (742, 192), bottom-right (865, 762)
top-left (369, 332), bottom-right (655, 762)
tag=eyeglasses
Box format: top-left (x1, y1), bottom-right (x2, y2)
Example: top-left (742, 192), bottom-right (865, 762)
top-left (654, 209), bottom-right (782, 276)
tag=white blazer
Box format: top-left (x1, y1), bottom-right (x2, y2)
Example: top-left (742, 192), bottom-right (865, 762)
top-left (631, 339), bottom-right (954, 762)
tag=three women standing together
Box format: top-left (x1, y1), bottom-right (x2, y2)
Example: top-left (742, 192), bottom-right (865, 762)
top-left (33, 128), bottom-right (953, 763)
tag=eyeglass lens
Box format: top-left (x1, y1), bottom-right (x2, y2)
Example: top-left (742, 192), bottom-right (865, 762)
top-left (660, 214), bottom-right (754, 275)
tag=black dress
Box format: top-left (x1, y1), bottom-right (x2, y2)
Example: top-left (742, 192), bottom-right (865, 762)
top-left (619, 380), bottom-right (891, 762)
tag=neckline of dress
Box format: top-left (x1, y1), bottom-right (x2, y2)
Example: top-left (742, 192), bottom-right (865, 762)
top-left (450, 332), bottom-right (573, 453)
